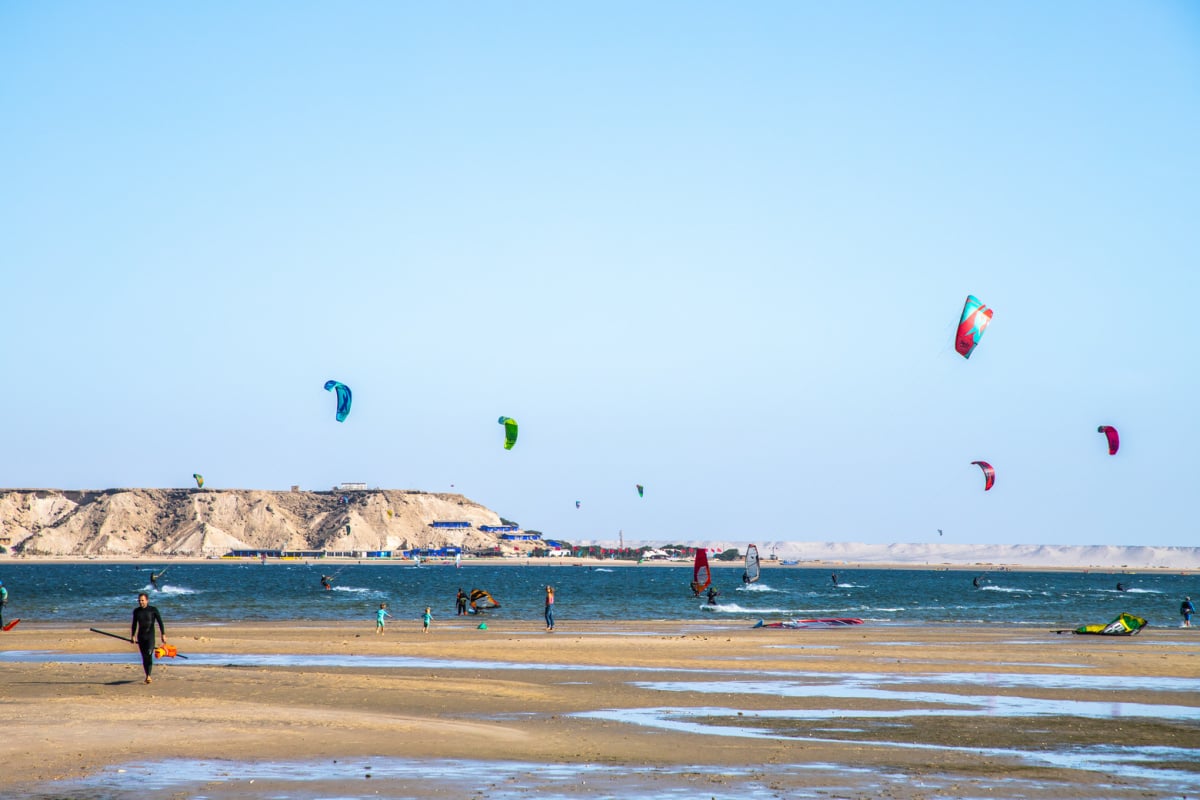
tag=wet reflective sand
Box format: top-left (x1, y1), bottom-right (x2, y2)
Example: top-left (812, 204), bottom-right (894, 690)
top-left (3, 620), bottom-right (1197, 799)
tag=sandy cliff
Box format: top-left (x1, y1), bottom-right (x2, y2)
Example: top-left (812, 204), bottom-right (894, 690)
top-left (0, 488), bottom-right (507, 556)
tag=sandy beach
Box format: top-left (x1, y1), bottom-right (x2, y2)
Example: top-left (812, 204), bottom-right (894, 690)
top-left (3, 619), bottom-right (1197, 798)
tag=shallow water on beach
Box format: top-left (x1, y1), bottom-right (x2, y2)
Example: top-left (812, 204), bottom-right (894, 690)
top-left (30, 747), bottom-right (1200, 800)
top-left (0, 562), bottom-right (1194, 629)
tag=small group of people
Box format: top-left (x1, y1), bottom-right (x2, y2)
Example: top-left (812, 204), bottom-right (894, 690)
top-left (374, 603), bottom-right (433, 633)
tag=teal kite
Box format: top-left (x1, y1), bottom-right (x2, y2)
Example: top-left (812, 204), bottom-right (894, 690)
top-left (324, 380), bottom-right (352, 422)
top-left (636, 484), bottom-right (644, 498)
top-left (498, 416), bottom-right (518, 450)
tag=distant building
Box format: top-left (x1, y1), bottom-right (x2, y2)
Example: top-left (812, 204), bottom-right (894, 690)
top-left (334, 482), bottom-right (367, 492)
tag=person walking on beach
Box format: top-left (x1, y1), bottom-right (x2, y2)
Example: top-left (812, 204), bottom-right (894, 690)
top-left (455, 588), bottom-right (468, 616)
top-left (376, 603), bottom-right (390, 634)
top-left (130, 592), bottom-right (166, 684)
top-left (1182, 597), bottom-right (1195, 628)
top-left (422, 606), bottom-right (433, 633)
top-left (0, 581), bottom-right (8, 629)
top-left (544, 585), bottom-right (555, 632)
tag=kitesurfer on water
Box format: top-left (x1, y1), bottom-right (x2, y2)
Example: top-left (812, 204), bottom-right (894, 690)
top-left (1116, 582), bottom-right (1127, 592)
top-left (321, 575), bottom-right (332, 591)
top-left (456, 588), bottom-right (468, 616)
top-left (1182, 597), bottom-right (1195, 628)
top-left (130, 593), bottom-right (166, 684)
top-left (706, 586), bottom-right (720, 605)
top-left (831, 573), bottom-right (839, 586)
top-left (150, 571), bottom-right (163, 590)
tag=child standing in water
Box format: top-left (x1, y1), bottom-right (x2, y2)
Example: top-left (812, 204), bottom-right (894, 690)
top-left (422, 606), bottom-right (433, 633)
top-left (376, 603), bottom-right (390, 634)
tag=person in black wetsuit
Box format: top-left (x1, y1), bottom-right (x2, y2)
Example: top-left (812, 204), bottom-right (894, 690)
top-left (455, 588), bottom-right (468, 616)
top-left (130, 592), bottom-right (166, 684)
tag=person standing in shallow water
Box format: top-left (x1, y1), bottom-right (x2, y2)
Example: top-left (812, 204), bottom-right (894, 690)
top-left (130, 593), bottom-right (166, 684)
top-left (1182, 597), bottom-right (1195, 628)
top-left (456, 588), bottom-right (468, 616)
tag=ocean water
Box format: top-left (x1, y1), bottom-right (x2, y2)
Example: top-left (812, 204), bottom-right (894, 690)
top-left (0, 561), bottom-right (1193, 629)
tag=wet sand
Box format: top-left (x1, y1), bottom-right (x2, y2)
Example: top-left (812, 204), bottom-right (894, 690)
top-left (2, 619), bottom-right (1198, 798)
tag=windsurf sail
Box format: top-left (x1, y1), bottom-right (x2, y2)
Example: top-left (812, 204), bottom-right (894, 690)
top-left (754, 618), bottom-right (864, 629)
top-left (743, 544), bottom-right (760, 583)
top-left (690, 549), bottom-right (711, 595)
top-left (469, 588), bottom-right (500, 613)
top-left (1054, 612), bottom-right (1147, 636)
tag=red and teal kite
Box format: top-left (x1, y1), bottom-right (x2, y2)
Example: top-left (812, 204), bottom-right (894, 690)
top-left (955, 295), bottom-right (993, 359)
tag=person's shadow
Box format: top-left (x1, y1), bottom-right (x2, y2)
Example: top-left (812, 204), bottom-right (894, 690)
top-left (104, 680), bottom-right (143, 686)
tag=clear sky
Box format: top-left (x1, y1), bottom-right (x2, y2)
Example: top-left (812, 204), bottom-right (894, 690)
top-left (2, 3), bottom-right (1198, 548)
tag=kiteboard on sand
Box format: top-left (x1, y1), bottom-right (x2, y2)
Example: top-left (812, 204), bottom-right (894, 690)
top-left (754, 618), bottom-right (864, 629)
top-left (3, 619), bottom-right (20, 631)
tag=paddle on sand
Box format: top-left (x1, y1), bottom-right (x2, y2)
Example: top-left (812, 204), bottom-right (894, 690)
top-left (90, 627), bottom-right (188, 658)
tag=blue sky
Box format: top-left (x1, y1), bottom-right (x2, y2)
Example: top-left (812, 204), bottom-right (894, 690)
top-left (2, 3), bottom-right (1197, 547)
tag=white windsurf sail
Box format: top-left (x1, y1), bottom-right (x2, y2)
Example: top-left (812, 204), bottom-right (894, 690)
top-left (744, 544), bottom-right (760, 583)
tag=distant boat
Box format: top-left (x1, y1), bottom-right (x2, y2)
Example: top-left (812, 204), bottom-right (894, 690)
top-left (690, 549), bottom-right (711, 595)
top-left (743, 544), bottom-right (760, 584)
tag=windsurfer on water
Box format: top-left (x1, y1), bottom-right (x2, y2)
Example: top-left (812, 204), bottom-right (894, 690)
top-left (690, 581), bottom-right (704, 597)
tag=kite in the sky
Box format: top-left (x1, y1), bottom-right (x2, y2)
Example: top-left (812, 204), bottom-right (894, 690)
top-left (636, 484), bottom-right (644, 498)
top-left (1097, 425), bottom-right (1119, 456)
top-left (971, 461), bottom-right (995, 491)
top-left (192, 474), bottom-right (204, 489)
top-left (324, 380), bottom-right (352, 422)
top-left (955, 295), bottom-right (994, 359)
top-left (575, 500), bottom-right (581, 509)
top-left (498, 416), bottom-right (518, 450)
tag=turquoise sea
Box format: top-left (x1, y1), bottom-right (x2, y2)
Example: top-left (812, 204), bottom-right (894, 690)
top-left (0, 561), bottom-right (1193, 629)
